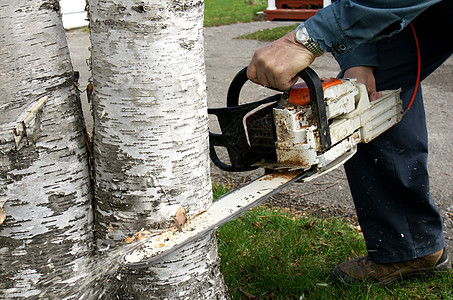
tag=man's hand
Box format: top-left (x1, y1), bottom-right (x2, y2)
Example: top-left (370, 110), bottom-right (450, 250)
top-left (344, 66), bottom-right (382, 101)
top-left (247, 30), bottom-right (316, 91)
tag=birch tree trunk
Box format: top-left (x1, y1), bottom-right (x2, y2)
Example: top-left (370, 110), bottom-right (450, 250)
top-left (0, 1), bottom-right (94, 298)
top-left (89, 0), bottom-right (227, 298)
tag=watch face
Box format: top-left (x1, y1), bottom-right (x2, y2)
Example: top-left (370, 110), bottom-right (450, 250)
top-left (296, 25), bottom-right (309, 43)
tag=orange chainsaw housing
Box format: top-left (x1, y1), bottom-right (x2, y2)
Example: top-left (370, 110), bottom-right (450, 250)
top-left (288, 78), bottom-right (342, 106)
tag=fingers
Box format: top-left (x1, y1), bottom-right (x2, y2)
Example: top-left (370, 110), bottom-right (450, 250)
top-left (247, 31), bottom-right (315, 91)
top-left (344, 66), bottom-right (382, 101)
top-left (369, 90), bottom-right (383, 101)
top-left (248, 45), bottom-right (290, 90)
top-left (246, 59), bottom-right (259, 84)
top-left (248, 56), bottom-right (292, 90)
top-left (364, 81), bottom-right (381, 101)
top-left (247, 53), bottom-right (275, 88)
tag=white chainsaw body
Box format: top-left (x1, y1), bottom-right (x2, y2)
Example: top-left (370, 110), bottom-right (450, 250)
top-left (271, 79), bottom-right (402, 180)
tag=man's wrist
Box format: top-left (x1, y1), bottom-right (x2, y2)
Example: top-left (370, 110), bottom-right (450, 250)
top-left (294, 23), bottom-right (324, 57)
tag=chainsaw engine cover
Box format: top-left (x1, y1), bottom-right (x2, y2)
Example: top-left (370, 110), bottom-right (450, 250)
top-left (273, 79), bottom-right (358, 169)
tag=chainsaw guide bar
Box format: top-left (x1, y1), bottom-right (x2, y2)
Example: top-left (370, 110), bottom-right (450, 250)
top-left (123, 169), bottom-right (315, 268)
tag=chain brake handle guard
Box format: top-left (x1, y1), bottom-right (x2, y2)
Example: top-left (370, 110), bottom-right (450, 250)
top-left (208, 66), bottom-right (331, 172)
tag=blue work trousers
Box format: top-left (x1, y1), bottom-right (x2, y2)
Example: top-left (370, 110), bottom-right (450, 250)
top-left (343, 2), bottom-right (453, 263)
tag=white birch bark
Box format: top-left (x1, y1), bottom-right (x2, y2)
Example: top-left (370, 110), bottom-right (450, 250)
top-left (89, 0), bottom-right (227, 297)
top-left (0, 0), bottom-right (94, 298)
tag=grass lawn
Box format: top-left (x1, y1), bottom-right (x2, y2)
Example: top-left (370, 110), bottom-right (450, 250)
top-left (213, 184), bottom-right (453, 299)
top-left (204, 0), bottom-right (268, 27)
top-left (236, 24), bottom-right (298, 41)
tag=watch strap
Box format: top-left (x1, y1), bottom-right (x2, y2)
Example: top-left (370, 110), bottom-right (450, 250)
top-left (295, 24), bottom-right (324, 57)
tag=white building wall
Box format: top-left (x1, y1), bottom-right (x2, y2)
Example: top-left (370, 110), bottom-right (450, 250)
top-left (60, 0), bottom-right (89, 29)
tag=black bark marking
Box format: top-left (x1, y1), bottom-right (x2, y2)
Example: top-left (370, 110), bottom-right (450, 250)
top-left (39, 1), bottom-right (60, 12)
top-left (131, 3), bottom-right (150, 13)
top-left (172, 0), bottom-right (203, 12)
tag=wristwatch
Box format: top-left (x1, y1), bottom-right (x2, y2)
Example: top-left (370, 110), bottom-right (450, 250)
top-left (295, 23), bottom-right (324, 57)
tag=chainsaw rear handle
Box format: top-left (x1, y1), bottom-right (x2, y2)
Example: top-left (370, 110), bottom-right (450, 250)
top-left (208, 66), bottom-right (331, 172)
top-left (208, 97), bottom-right (277, 172)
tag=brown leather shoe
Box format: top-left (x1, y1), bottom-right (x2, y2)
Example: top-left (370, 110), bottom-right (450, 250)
top-left (332, 248), bottom-right (452, 287)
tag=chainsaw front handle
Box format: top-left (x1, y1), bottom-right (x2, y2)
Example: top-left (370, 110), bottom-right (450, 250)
top-left (296, 67), bottom-right (331, 151)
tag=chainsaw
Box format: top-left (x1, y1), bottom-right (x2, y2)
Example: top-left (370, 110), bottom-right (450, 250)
top-left (122, 67), bottom-right (402, 268)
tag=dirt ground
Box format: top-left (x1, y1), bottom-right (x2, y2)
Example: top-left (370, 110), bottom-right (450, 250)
top-left (67, 21), bottom-right (453, 255)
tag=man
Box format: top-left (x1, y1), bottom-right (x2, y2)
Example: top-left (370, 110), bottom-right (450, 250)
top-left (248, 0), bottom-right (452, 286)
